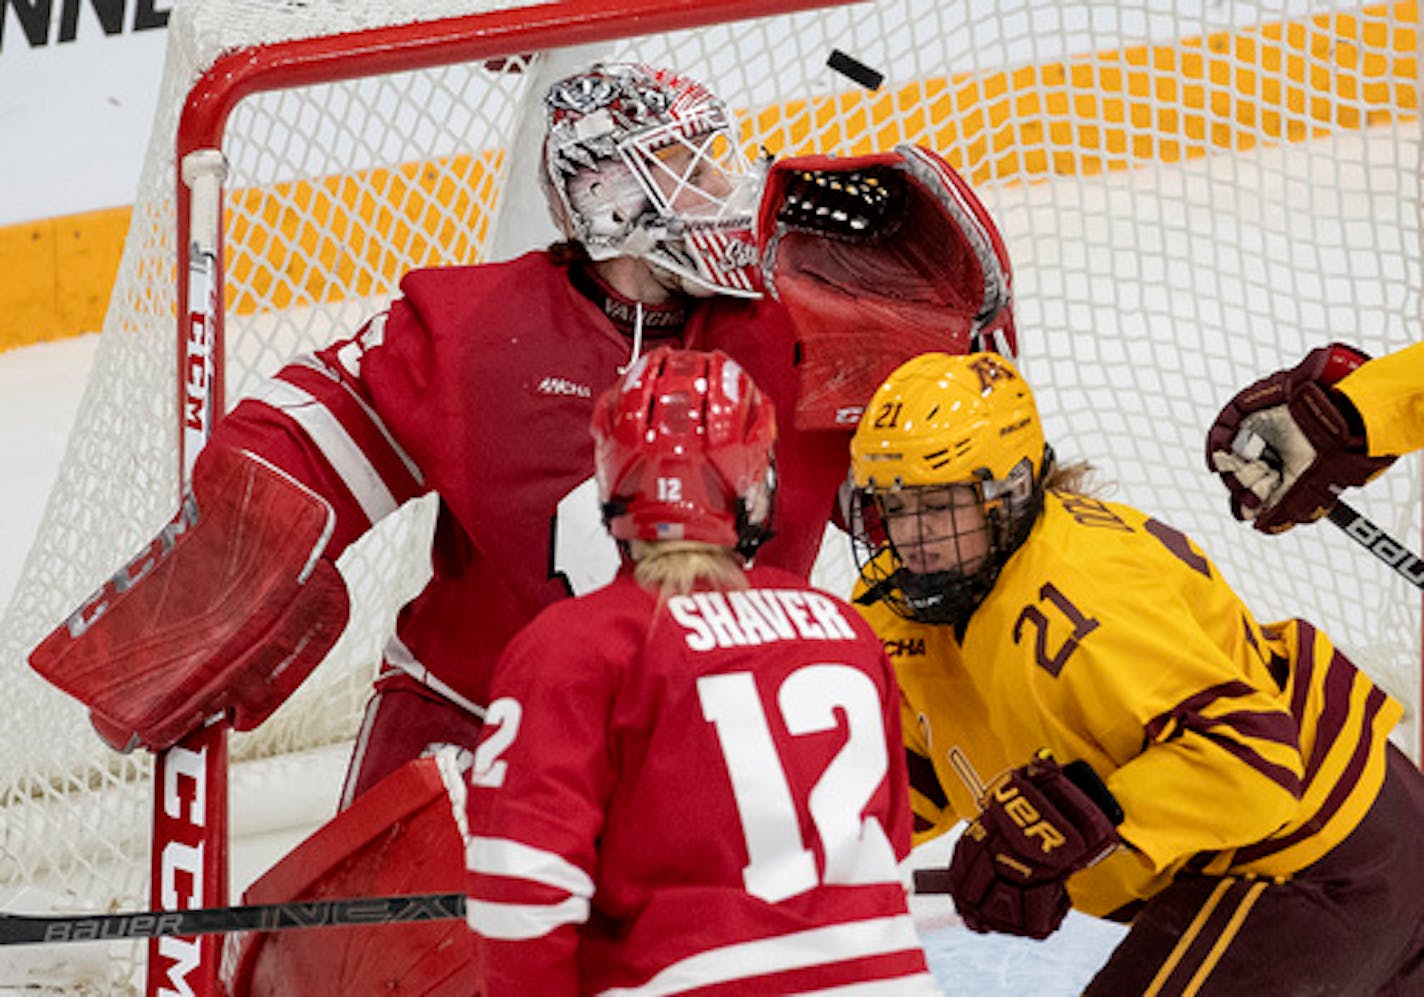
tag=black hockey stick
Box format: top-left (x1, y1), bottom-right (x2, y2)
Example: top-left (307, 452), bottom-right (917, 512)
top-left (0, 892), bottom-right (465, 947)
top-left (1232, 429), bottom-right (1424, 591)
top-left (1323, 500), bottom-right (1424, 591)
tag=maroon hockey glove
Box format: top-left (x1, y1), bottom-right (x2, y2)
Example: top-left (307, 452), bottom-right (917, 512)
top-left (1205, 343), bottom-right (1395, 534)
top-left (29, 445), bottom-right (349, 752)
top-left (940, 753), bottom-right (1121, 940)
top-left (757, 144), bottom-right (1016, 431)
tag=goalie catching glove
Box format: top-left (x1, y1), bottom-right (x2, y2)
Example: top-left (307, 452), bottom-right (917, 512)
top-left (1205, 343), bottom-right (1395, 534)
top-left (29, 445), bottom-right (349, 752)
top-left (757, 143), bottom-right (1016, 430)
top-left (922, 751), bottom-right (1122, 941)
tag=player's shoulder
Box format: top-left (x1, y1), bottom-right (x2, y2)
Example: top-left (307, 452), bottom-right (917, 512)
top-left (747, 564), bottom-right (857, 608)
top-left (508, 575), bottom-right (653, 657)
top-left (536, 573), bottom-right (653, 626)
top-left (744, 565), bottom-right (878, 642)
top-left (394, 250), bottom-right (563, 326)
top-left (746, 563), bottom-right (819, 591)
top-left (1032, 490), bottom-right (1173, 566)
top-left (997, 490), bottom-right (1220, 623)
top-left (401, 249), bottom-right (556, 291)
top-left (695, 295), bottom-right (797, 369)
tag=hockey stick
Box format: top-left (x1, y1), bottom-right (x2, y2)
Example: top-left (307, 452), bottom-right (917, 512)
top-left (6, 876), bottom-right (994, 945)
top-left (1232, 428), bottom-right (1424, 591)
top-left (0, 892), bottom-right (465, 947)
top-left (1322, 500), bottom-right (1424, 591)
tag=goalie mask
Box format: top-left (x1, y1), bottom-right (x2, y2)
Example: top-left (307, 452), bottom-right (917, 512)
top-left (542, 62), bottom-right (765, 298)
top-left (848, 351), bottom-right (1050, 629)
top-left (592, 346), bottom-right (777, 559)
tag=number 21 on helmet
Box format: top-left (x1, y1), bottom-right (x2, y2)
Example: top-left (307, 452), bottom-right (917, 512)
top-left (848, 351), bottom-right (1052, 628)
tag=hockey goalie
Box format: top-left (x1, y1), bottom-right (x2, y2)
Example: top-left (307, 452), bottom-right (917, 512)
top-left (27, 60), bottom-right (1014, 995)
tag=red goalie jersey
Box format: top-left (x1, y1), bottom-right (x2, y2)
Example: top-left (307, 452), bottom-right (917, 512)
top-left (461, 565), bottom-right (935, 995)
top-left (203, 251), bottom-right (850, 776)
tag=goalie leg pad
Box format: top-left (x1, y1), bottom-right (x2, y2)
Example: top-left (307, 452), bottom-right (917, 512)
top-left (29, 445), bottom-right (350, 752)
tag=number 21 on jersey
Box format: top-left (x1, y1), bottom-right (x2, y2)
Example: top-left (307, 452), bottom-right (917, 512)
top-left (698, 663), bottom-right (900, 904)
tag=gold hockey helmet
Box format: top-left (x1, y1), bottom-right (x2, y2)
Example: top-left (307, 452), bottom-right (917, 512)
top-left (850, 351), bottom-right (1046, 491)
top-left (848, 351), bottom-right (1051, 628)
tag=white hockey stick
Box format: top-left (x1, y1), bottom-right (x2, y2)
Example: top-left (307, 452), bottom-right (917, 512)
top-left (1233, 429), bottom-right (1424, 591)
top-left (0, 893), bottom-right (465, 947)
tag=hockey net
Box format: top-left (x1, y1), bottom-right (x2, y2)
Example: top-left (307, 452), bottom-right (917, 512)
top-left (0, 0), bottom-right (1420, 989)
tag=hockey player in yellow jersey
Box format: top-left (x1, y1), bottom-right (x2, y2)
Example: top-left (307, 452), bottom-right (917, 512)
top-left (849, 351), bottom-right (1424, 995)
top-left (1207, 339), bottom-right (1424, 533)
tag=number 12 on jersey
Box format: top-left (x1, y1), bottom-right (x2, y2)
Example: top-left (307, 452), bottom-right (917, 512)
top-left (696, 664), bottom-right (900, 904)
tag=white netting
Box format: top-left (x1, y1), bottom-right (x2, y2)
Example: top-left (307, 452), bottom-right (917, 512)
top-left (1, 0), bottom-right (1419, 989)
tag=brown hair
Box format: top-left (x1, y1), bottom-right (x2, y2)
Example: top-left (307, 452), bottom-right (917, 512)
top-left (1042, 458), bottom-right (1104, 498)
top-left (548, 240), bottom-right (589, 266)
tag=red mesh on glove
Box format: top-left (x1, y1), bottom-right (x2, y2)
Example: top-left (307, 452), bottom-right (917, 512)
top-left (943, 753), bottom-right (1120, 940)
top-left (1205, 343), bottom-right (1395, 534)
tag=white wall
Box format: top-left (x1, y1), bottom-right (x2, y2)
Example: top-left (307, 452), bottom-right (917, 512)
top-left (0, 0), bottom-right (169, 224)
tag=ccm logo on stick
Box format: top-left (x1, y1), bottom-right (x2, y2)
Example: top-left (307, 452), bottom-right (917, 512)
top-left (155, 744), bottom-right (208, 996)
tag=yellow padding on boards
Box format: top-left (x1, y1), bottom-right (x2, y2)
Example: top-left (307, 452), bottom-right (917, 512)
top-left (225, 150), bottom-right (501, 314)
top-left (0, 208), bottom-right (132, 352)
top-left (1, 1), bottom-right (1416, 351)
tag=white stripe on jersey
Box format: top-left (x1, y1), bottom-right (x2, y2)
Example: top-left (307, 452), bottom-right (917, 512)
top-left (249, 376), bottom-right (398, 525)
top-left (466, 835), bottom-right (595, 940)
top-left (384, 634), bottom-right (487, 719)
top-left (289, 350), bottom-right (425, 486)
top-left (595, 913), bottom-right (929, 996)
top-left (465, 894), bottom-right (590, 941)
top-left (467, 836), bottom-right (595, 897)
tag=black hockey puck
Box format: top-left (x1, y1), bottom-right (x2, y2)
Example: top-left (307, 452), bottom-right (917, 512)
top-left (827, 49), bottom-right (884, 91)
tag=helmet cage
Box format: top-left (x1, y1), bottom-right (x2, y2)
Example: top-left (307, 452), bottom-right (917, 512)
top-left (542, 64), bottom-right (763, 297)
top-left (850, 452), bottom-right (1047, 628)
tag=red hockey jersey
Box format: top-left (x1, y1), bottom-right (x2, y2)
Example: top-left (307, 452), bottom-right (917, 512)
top-left (204, 252), bottom-right (851, 711)
top-left (462, 565), bottom-right (935, 995)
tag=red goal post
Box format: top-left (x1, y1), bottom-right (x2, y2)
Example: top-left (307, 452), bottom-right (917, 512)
top-left (0, 0), bottom-right (1419, 991)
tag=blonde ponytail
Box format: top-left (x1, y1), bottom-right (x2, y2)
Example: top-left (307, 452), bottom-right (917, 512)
top-left (628, 540), bottom-right (748, 595)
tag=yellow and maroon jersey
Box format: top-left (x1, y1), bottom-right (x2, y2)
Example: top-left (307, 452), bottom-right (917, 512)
top-left (1336, 339), bottom-right (1424, 457)
top-left (860, 488), bottom-right (1402, 918)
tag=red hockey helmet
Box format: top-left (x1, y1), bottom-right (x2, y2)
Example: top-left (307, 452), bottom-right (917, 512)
top-left (591, 347), bottom-right (777, 558)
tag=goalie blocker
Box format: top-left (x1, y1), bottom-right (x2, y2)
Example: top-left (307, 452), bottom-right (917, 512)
top-left (29, 445), bottom-right (349, 752)
top-left (757, 143), bottom-right (1016, 430)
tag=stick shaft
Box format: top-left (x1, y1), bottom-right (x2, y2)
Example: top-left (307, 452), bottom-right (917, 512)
top-left (0, 892), bottom-right (465, 947)
top-left (1326, 501), bottom-right (1424, 591)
